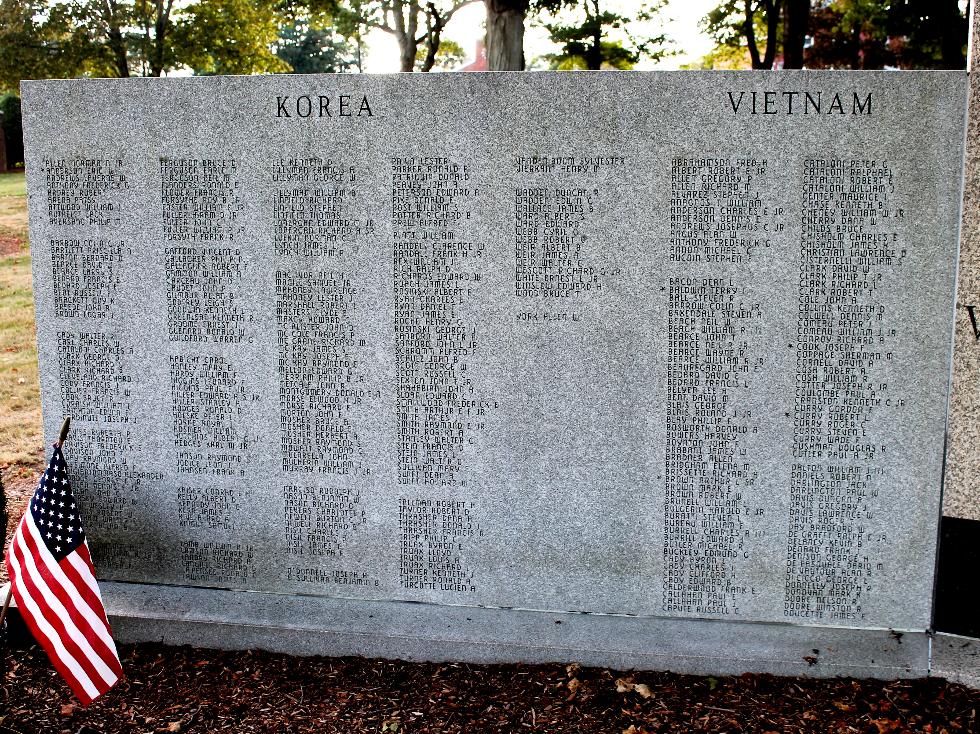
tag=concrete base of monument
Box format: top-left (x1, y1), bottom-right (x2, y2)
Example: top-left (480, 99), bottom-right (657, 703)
top-left (932, 634), bottom-right (980, 688)
top-left (100, 582), bottom-right (935, 680)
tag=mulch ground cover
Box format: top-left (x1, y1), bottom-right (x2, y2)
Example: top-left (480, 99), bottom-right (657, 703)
top-left (0, 638), bottom-right (977, 734)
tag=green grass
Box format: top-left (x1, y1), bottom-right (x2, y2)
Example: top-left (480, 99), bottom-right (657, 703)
top-left (0, 171), bottom-right (26, 197)
top-left (0, 252), bottom-right (42, 472)
top-left (0, 172), bottom-right (40, 473)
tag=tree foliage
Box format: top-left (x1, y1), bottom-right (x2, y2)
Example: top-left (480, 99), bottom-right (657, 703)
top-left (0, 0), bottom-right (89, 90)
top-left (0, 0), bottom-right (292, 89)
top-left (806, 0), bottom-right (968, 69)
top-left (176, 0), bottom-right (288, 75)
top-left (537, 0), bottom-right (670, 71)
top-left (703, 0), bottom-right (969, 70)
top-left (704, 0), bottom-right (782, 69)
top-left (889, 0), bottom-right (968, 68)
top-left (415, 37), bottom-right (465, 69)
top-left (276, 14), bottom-right (359, 73)
top-left (330, 0), bottom-right (475, 72)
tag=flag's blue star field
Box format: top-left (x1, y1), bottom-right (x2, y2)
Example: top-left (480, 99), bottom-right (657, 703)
top-left (30, 447), bottom-right (85, 561)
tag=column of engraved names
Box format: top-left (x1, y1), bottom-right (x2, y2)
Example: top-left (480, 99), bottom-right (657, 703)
top-left (276, 271), bottom-right (368, 475)
top-left (392, 156), bottom-right (492, 486)
top-left (670, 157), bottom-right (774, 264)
top-left (50, 239), bottom-right (124, 318)
top-left (283, 486), bottom-right (374, 588)
top-left (43, 154), bottom-right (129, 319)
top-left (162, 158), bottom-right (247, 343)
top-left (162, 159), bottom-right (250, 475)
top-left (785, 158), bottom-right (903, 622)
top-left (160, 157), bottom-right (254, 583)
top-left (57, 332), bottom-right (133, 423)
top-left (273, 156), bottom-right (374, 586)
top-left (176, 484), bottom-right (253, 584)
top-left (398, 499), bottom-right (481, 592)
top-left (663, 278), bottom-right (762, 617)
top-left (46, 160), bottom-right (132, 411)
top-left (43, 157), bottom-right (150, 578)
top-left (68, 428), bottom-right (166, 579)
top-left (42, 157), bottom-right (126, 227)
top-left (273, 157), bottom-right (374, 257)
top-left (170, 356), bottom-right (248, 476)
top-left (514, 156), bottom-right (623, 298)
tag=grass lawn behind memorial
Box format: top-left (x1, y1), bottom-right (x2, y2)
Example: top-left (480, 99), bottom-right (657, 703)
top-left (0, 170), bottom-right (42, 485)
top-left (0, 171), bottom-right (25, 198)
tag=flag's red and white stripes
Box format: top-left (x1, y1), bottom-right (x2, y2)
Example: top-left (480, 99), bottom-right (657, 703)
top-left (5, 509), bottom-right (122, 704)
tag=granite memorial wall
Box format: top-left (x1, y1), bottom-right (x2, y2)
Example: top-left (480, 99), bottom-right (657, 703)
top-left (22, 71), bottom-right (968, 677)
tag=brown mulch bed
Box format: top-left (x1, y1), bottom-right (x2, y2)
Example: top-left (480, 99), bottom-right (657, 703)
top-left (0, 641), bottom-right (977, 734)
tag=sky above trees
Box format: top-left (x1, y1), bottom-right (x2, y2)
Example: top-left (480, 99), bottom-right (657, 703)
top-left (362, 0), bottom-right (716, 71)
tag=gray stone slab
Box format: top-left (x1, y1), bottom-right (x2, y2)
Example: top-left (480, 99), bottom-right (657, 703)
top-left (945, 3), bottom-right (980, 522)
top-left (102, 581), bottom-right (930, 679)
top-left (20, 71), bottom-right (968, 671)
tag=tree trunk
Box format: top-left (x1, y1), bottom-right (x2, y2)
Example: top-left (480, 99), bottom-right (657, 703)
top-left (110, 34), bottom-right (131, 76)
top-left (586, 0), bottom-right (602, 70)
top-left (939, 0), bottom-right (967, 68)
top-left (485, 0), bottom-right (527, 70)
top-left (419, 36), bottom-right (438, 71)
top-left (419, 2), bottom-right (443, 72)
top-left (586, 35), bottom-right (601, 69)
top-left (399, 37), bottom-right (417, 71)
top-left (0, 129), bottom-right (6, 174)
top-left (150, 0), bottom-right (174, 77)
top-left (150, 30), bottom-right (166, 76)
top-left (102, 0), bottom-right (131, 77)
top-left (746, 0), bottom-right (782, 69)
top-left (761, 0), bottom-right (781, 69)
top-left (783, 0), bottom-right (809, 68)
top-left (744, 0), bottom-right (763, 68)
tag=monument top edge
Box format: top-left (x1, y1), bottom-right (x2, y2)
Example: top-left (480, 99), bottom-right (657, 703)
top-left (18, 68), bottom-right (969, 92)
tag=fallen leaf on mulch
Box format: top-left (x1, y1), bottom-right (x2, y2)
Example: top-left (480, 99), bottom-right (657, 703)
top-left (633, 683), bottom-right (653, 699)
top-left (615, 677), bottom-right (653, 698)
top-left (871, 718), bottom-right (901, 733)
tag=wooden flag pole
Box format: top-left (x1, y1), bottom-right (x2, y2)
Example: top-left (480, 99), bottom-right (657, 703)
top-left (1, 416), bottom-right (71, 629)
top-left (0, 589), bottom-right (11, 629)
top-left (57, 416), bottom-right (71, 447)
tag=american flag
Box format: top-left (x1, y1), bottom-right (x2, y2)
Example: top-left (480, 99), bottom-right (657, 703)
top-left (4, 445), bottom-right (122, 704)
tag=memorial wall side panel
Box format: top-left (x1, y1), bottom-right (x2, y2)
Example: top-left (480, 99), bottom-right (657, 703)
top-left (946, 6), bottom-right (980, 523)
